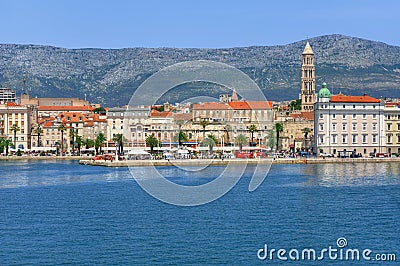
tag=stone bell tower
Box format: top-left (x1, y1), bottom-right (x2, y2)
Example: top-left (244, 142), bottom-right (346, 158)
top-left (301, 41), bottom-right (316, 112)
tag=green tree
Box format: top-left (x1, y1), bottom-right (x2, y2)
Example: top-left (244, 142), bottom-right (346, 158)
top-left (200, 119), bottom-right (209, 139)
top-left (57, 124), bottom-right (66, 155)
top-left (235, 134), bottom-right (248, 152)
top-left (201, 136), bottom-right (216, 153)
top-left (275, 122), bottom-right (284, 151)
top-left (146, 135), bottom-right (159, 154)
top-left (11, 124), bottom-right (20, 151)
top-left (248, 124), bottom-right (258, 143)
top-left (1, 138), bottom-right (12, 155)
top-left (266, 130), bottom-right (276, 151)
top-left (289, 99), bottom-right (301, 111)
top-left (75, 135), bottom-right (83, 155)
top-left (34, 125), bottom-right (43, 147)
top-left (174, 130), bottom-right (188, 147)
top-left (113, 133), bottom-right (124, 154)
top-left (92, 107), bottom-right (107, 115)
top-left (84, 138), bottom-right (95, 149)
top-left (95, 133), bottom-right (106, 154)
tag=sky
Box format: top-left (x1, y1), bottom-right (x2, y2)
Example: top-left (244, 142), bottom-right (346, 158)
top-left (1, 0), bottom-right (399, 49)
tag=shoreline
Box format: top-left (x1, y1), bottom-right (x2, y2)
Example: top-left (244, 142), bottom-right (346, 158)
top-left (79, 157), bottom-right (400, 167)
top-left (0, 156), bottom-right (93, 161)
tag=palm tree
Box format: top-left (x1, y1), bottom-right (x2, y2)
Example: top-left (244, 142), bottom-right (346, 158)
top-left (112, 133), bottom-right (124, 154)
top-left (95, 133), bottom-right (106, 154)
top-left (200, 119), bottom-right (209, 139)
top-left (235, 134), bottom-right (248, 152)
top-left (3, 139), bottom-right (12, 155)
top-left (266, 130), bottom-right (276, 151)
top-left (174, 130), bottom-right (188, 147)
top-left (57, 124), bottom-right (66, 155)
top-left (145, 135), bottom-right (159, 154)
top-left (201, 136), bottom-right (216, 153)
top-left (84, 138), bottom-right (95, 149)
top-left (248, 124), bottom-right (258, 143)
top-left (301, 127), bottom-right (311, 150)
top-left (75, 135), bottom-right (83, 155)
top-left (224, 125), bottom-right (231, 145)
top-left (11, 124), bottom-right (20, 150)
top-left (34, 125), bottom-right (43, 147)
top-left (275, 122), bottom-right (284, 151)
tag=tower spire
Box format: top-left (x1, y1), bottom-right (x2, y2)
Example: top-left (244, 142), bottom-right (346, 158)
top-left (300, 42), bottom-right (316, 112)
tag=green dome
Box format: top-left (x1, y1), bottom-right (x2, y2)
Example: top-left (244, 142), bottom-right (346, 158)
top-left (318, 82), bottom-right (331, 98)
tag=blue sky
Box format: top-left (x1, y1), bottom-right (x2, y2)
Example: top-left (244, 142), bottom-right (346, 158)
top-left (1, 0), bottom-right (399, 48)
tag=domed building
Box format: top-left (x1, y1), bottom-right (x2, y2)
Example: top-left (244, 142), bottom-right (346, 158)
top-left (317, 82), bottom-right (331, 102)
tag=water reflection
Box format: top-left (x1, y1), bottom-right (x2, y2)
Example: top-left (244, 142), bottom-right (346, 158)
top-left (305, 163), bottom-right (400, 187)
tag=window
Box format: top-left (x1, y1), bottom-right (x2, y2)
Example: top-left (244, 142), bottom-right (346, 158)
top-left (362, 135), bottom-right (367, 143)
top-left (373, 114), bottom-right (377, 119)
top-left (387, 134), bottom-right (392, 143)
top-left (342, 134), bottom-right (348, 143)
top-left (319, 135), bottom-right (324, 144)
top-left (362, 123), bottom-right (367, 131)
top-left (342, 123), bottom-right (347, 131)
top-left (342, 114), bottom-right (346, 119)
top-left (352, 134), bottom-right (357, 143)
top-left (398, 123), bottom-right (400, 130)
top-left (352, 114), bottom-right (356, 119)
top-left (352, 123), bottom-right (357, 131)
top-left (363, 105), bottom-right (366, 109)
top-left (387, 115), bottom-right (391, 120)
top-left (398, 135), bottom-right (400, 143)
top-left (319, 114), bottom-right (323, 119)
top-left (332, 114), bottom-right (336, 119)
top-left (332, 134), bottom-right (337, 143)
top-left (388, 123), bottom-right (392, 130)
top-left (372, 134), bottom-right (377, 143)
top-left (319, 124), bottom-right (324, 131)
top-left (353, 105), bottom-right (356, 108)
top-left (332, 123), bottom-right (337, 131)
top-left (343, 105), bottom-right (346, 109)
top-left (372, 123), bottom-right (377, 131)
top-left (363, 114), bottom-right (367, 119)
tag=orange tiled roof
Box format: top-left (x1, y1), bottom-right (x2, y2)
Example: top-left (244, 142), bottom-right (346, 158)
top-left (5, 102), bottom-right (20, 107)
top-left (150, 109), bottom-right (173, 117)
top-left (193, 102), bottom-right (230, 110)
top-left (38, 106), bottom-right (93, 111)
top-left (228, 101), bottom-right (273, 110)
top-left (330, 94), bottom-right (380, 103)
top-left (43, 121), bottom-right (54, 127)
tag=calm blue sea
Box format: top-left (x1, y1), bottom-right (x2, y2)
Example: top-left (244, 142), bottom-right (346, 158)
top-left (0, 160), bottom-right (399, 265)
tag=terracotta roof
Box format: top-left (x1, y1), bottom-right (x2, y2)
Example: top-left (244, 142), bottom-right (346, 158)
top-left (330, 94), bottom-right (380, 103)
top-left (43, 121), bottom-right (54, 127)
top-left (38, 106), bottom-right (93, 111)
top-left (150, 109), bottom-right (173, 118)
top-left (193, 102), bottom-right (230, 110)
top-left (5, 102), bottom-right (20, 107)
top-left (288, 111), bottom-right (314, 121)
top-left (58, 112), bottom-right (86, 123)
top-left (228, 101), bottom-right (273, 110)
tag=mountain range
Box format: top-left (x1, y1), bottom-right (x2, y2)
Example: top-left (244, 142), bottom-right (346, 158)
top-left (1, 34), bottom-right (400, 107)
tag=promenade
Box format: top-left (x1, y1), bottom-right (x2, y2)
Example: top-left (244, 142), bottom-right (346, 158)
top-left (79, 157), bottom-right (400, 167)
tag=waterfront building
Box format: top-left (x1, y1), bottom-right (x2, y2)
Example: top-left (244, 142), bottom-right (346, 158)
top-left (276, 112), bottom-right (314, 152)
top-left (0, 87), bottom-right (17, 103)
top-left (192, 100), bottom-right (274, 146)
top-left (314, 83), bottom-right (385, 156)
top-left (300, 42), bottom-right (316, 112)
top-left (0, 102), bottom-right (33, 150)
top-left (20, 93), bottom-right (90, 107)
top-left (124, 105), bottom-right (151, 147)
top-left (384, 101), bottom-right (400, 155)
top-left (106, 107), bottom-right (126, 141)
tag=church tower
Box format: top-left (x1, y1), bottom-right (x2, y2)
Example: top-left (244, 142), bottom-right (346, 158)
top-left (301, 41), bottom-right (316, 112)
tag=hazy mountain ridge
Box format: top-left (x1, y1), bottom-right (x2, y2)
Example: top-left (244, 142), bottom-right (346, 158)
top-left (1, 34), bottom-right (400, 106)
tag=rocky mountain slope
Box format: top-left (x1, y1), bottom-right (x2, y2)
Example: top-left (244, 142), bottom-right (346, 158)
top-left (1, 34), bottom-right (399, 106)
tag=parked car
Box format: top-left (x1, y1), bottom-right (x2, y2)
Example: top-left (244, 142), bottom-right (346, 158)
top-left (375, 153), bottom-right (389, 158)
